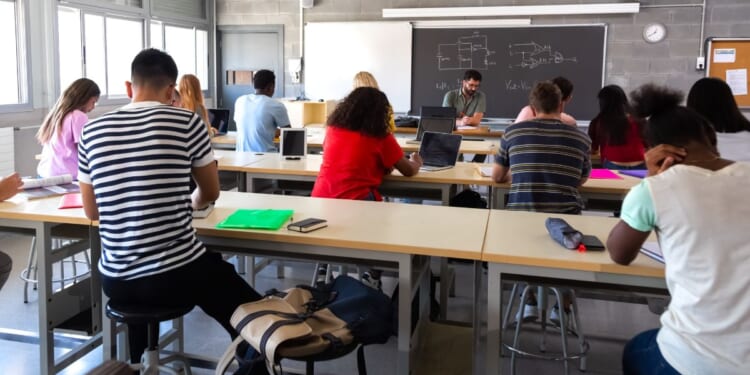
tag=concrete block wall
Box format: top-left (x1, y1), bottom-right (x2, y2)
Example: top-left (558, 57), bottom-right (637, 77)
top-left (217, 0), bottom-right (750, 105)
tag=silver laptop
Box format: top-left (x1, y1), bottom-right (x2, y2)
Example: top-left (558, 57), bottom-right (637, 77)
top-left (418, 132), bottom-right (462, 172)
top-left (406, 116), bottom-right (455, 144)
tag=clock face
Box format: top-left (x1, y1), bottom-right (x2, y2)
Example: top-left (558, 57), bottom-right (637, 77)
top-left (643, 23), bottom-right (667, 43)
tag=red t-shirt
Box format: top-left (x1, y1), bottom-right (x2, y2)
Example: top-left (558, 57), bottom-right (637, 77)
top-left (312, 126), bottom-right (404, 201)
top-left (589, 117), bottom-right (645, 163)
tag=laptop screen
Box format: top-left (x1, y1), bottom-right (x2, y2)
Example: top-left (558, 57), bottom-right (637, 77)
top-left (416, 117), bottom-right (455, 141)
top-left (419, 132), bottom-right (462, 167)
top-left (280, 128), bottom-right (307, 158)
top-left (420, 106), bottom-right (456, 119)
top-left (208, 109), bottom-right (230, 134)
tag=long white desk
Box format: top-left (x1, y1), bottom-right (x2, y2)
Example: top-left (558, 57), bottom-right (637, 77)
top-left (481, 211), bottom-right (665, 375)
top-left (0, 196), bottom-right (98, 375)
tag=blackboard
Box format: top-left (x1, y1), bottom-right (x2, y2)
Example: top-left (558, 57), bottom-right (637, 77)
top-left (411, 25), bottom-right (606, 121)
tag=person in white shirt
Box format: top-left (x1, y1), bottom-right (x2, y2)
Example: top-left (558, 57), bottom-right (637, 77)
top-left (607, 84), bottom-right (750, 375)
top-left (687, 77), bottom-right (750, 162)
top-left (514, 76), bottom-right (577, 126)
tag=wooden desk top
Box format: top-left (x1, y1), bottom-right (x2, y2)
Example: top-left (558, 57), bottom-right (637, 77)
top-left (393, 126), bottom-right (504, 138)
top-left (232, 154), bottom-right (493, 186)
top-left (213, 149), bottom-right (274, 171)
top-left (482, 210), bottom-right (663, 278)
top-left (212, 133), bottom-right (236, 145)
top-left (193, 191), bottom-right (487, 260)
top-left (490, 170), bottom-right (642, 195)
top-left (0, 195), bottom-right (91, 225)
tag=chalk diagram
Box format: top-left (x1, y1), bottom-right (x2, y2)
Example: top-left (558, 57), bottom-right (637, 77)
top-left (437, 33), bottom-right (496, 71)
top-left (508, 42), bottom-right (577, 69)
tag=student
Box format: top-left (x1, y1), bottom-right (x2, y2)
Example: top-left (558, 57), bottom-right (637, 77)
top-left (607, 84), bottom-right (749, 375)
top-left (442, 69), bottom-right (486, 127)
top-left (178, 74), bottom-right (216, 136)
top-left (234, 70), bottom-right (291, 152)
top-left (171, 89), bottom-right (182, 107)
top-left (353, 71), bottom-right (396, 132)
top-left (37, 78), bottom-right (100, 179)
top-left (588, 85), bottom-right (646, 169)
top-left (493, 81), bottom-right (591, 322)
top-left (514, 76), bottom-right (577, 126)
top-left (312, 87), bottom-right (422, 201)
top-left (687, 77), bottom-right (750, 161)
top-left (78, 48), bottom-right (261, 364)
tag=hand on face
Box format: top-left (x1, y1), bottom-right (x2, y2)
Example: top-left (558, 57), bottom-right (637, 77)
top-left (645, 144), bottom-right (687, 176)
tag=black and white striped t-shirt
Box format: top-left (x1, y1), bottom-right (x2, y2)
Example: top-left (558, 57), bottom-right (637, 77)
top-left (78, 102), bottom-right (215, 280)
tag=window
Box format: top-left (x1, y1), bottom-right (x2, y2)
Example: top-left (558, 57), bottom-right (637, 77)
top-left (0, 0), bottom-right (29, 107)
top-left (58, 6), bottom-right (144, 99)
top-left (162, 25), bottom-right (208, 90)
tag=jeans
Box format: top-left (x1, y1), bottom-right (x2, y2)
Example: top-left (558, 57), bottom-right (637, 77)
top-left (603, 160), bottom-right (646, 170)
top-left (622, 329), bottom-right (681, 375)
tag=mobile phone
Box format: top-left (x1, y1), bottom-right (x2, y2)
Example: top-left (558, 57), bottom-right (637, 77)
top-left (287, 218), bottom-right (327, 233)
top-left (581, 235), bottom-right (605, 251)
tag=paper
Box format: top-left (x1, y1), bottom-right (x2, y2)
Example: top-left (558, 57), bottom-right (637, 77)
top-left (640, 241), bottom-right (664, 264)
top-left (456, 125), bottom-right (475, 130)
top-left (726, 69), bottom-right (748, 96)
top-left (618, 170), bottom-right (648, 179)
top-left (22, 174), bottom-right (73, 189)
top-left (713, 48), bottom-right (736, 63)
top-left (477, 166), bottom-right (493, 177)
top-left (589, 169), bottom-right (622, 179)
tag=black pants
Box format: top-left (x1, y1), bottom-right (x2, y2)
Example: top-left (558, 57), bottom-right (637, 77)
top-left (102, 251), bottom-right (261, 362)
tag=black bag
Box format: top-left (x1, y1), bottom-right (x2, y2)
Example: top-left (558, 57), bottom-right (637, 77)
top-left (450, 189), bottom-right (487, 209)
top-left (394, 116), bottom-right (418, 128)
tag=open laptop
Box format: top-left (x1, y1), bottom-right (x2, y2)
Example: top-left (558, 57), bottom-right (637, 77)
top-left (418, 132), bottom-right (462, 172)
top-left (208, 109), bottom-right (230, 135)
top-left (408, 117), bottom-right (455, 144)
top-left (420, 106), bottom-right (456, 119)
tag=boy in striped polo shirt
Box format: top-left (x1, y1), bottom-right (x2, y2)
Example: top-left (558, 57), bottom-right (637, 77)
top-left (78, 49), bottom-right (261, 363)
top-left (492, 80), bottom-right (591, 322)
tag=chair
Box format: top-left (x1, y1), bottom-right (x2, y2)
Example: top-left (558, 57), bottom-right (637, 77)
top-left (0, 250), bottom-right (11, 291)
top-left (105, 301), bottom-right (194, 375)
top-left (502, 285), bottom-right (589, 375)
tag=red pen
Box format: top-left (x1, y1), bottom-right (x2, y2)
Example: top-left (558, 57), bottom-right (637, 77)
top-left (577, 244), bottom-right (587, 253)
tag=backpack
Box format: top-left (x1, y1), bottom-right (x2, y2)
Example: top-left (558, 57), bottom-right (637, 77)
top-left (449, 189), bottom-right (488, 209)
top-left (216, 275), bottom-right (393, 375)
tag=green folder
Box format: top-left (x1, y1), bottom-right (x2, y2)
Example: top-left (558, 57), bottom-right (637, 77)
top-left (216, 209), bottom-right (294, 230)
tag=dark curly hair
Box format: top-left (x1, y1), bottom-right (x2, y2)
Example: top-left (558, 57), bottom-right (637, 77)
top-left (327, 87), bottom-right (391, 138)
top-left (630, 84), bottom-right (716, 148)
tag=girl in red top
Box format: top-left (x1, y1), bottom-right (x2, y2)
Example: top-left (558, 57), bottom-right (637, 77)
top-left (312, 87), bottom-right (422, 201)
top-left (588, 85), bottom-right (647, 169)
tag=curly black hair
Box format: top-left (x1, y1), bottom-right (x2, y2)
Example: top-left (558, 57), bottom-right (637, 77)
top-left (327, 87), bottom-right (391, 138)
top-left (630, 84), bottom-right (716, 148)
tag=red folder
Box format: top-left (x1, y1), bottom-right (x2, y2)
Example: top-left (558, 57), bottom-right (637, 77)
top-left (58, 193), bottom-right (83, 209)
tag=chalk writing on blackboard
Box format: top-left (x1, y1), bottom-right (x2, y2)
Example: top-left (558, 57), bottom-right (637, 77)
top-left (508, 42), bottom-right (577, 70)
top-left (505, 80), bottom-right (533, 91)
top-left (437, 33), bottom-right (497, 71)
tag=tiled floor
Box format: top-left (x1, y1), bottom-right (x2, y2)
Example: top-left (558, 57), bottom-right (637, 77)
top-left (0, 218), bottom-right (663, 375)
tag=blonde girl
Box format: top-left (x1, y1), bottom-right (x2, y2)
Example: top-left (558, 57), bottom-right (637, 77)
top-left (178, 74), bottom-right (215, 136)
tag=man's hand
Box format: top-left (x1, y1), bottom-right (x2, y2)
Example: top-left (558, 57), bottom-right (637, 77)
top-left (0, 173), bottom-right (22, 201)
top-left (645, 144), bottom-right (686, 176)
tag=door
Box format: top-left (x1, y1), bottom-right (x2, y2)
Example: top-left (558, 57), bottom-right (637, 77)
top-left (217, 26), bottom-right (284, 131)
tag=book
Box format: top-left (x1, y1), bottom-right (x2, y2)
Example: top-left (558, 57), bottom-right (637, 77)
top-left (58, 193), bottom-right (83, 209)
top-left (287, 218), bottom-right (327, 233)
top-left (640, 241), bottom-right (664, 264)
top-left (216, 209), bottom-right (294, 230)
top-left (619, 169), bottom-right (648, 179)
top-left (590, 169), bottom-right (622, 179)
top-left (21, 175), bottom-right (80, 200)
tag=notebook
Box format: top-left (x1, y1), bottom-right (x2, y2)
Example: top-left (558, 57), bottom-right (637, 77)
top-left (590, 169), bottom-right (622, 179)
top-left (619, 169), bottom-right (648, 179)
top-left (58, 193), bottom-right (83, 209)
top-left (208, 109), bottom-right (230, 135)
top-left (408, 117), bottom-right (455, 144)
top-left (640, 241), bottom-right (664, 264)
top-left (418, 132), bottom-right (462, 172)
top-left (216, 209), bottom-right (294, 230)
top-left (21, 175), bottom-right (80, 200)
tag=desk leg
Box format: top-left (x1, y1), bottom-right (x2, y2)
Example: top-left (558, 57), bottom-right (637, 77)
top-left (238, 172), bottom-right (247, 192)
top-left (486, 263), bottom-right (502, 375)
top-left (492, 188), bottom-right (508, 209)
top-left (36, 222), bottom-right (54, 375)
top-left (397, 254), bottom-right (413, 375)
top-left (472, 260), bottom-right (483, 375)
top-left (439, 258), bottom-right (449, 320)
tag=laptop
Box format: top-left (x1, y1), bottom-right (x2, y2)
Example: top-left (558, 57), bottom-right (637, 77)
top-left (208, 109), bottom-right (230, 135)
top-left (408, 117), bottom-right (455, 144)
top-left (420, 106), bottom-right (456, 119)
top-left (418, 132), bottom-right (462, 172)
top-left (280, 128), bottom-right (307, 160)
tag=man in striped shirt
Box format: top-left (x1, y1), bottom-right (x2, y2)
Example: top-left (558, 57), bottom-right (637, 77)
top-left (78, 49), bottom-right (261, 362)
top-left (492, 80), bottom-right (591, 214)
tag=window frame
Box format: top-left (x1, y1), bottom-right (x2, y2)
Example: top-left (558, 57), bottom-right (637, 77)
top-left (0, 0), bottom-right (33, 113)
top-left (155, 20), bottom-right (211, 95)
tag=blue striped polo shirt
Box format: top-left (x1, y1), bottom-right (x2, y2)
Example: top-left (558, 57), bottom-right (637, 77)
top-left (78, 102), bottom-right (215, 280)
top-left (494, 119), bottom-right (592, 213)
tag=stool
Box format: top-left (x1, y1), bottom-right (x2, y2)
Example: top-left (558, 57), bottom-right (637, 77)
top-left (502, 285), bottom-right (589, 375)
top-left (105, 302), bottom-right (194, 375)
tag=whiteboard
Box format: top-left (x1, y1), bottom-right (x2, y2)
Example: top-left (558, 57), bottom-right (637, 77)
top-left (304, 22), bottom-right (412, 113)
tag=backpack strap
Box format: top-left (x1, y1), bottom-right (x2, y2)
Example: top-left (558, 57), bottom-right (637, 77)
top-left (235, 310), bottom-right (305, 332)
top-left (214, 336), bottom-right (244, 375)
top-left (258, 317), bottom-right (305, 358)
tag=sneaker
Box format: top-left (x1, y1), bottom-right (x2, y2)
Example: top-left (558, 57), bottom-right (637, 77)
top-left (549, 306), bottom-right (570, 328)
top-left (361, 270), bottom-right (383, 291)
top-left (315, 264), bottom-right (328, 284)
top-left (515, 303), bottom-right (539, 323)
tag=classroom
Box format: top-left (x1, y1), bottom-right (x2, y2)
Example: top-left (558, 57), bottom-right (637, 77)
top-left (1, 1), bottom-right (749, 374)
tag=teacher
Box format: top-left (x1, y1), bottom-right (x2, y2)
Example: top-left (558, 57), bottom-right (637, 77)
top-left (442, 69), bottom-right (486, 128)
